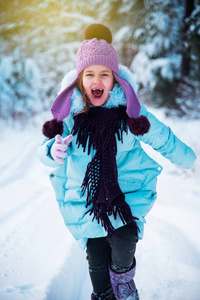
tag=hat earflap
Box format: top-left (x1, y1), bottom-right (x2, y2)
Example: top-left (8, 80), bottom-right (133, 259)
top-left (128, 115), bottom-right (150, 136)
top-left (114, 73), bottom-right (150, 136)
top-left (42, 118), bottom-right (64, 139)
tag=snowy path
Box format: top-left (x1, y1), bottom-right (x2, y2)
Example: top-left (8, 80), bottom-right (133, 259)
top-left (0, 110), bottom-right (200, 300)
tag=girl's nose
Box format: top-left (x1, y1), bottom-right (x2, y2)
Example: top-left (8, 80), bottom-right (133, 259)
top-left (93, 76), bottom-right (102, 84)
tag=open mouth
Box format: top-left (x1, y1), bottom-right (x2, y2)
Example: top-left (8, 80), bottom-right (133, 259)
top-left (92, 89), bottom-right (104, 98)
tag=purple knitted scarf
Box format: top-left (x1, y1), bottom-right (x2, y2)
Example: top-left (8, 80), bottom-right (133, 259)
top-left (72, 106), bottom-right (139, 237)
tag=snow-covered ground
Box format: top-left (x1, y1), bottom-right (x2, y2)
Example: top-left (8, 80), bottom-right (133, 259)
top-left (0, 108), bottom-right (199, 300)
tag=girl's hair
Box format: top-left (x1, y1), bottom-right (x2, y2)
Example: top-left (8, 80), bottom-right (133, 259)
top-left (77, 70), bottom-right (116, 114)
top-left (77, 71), bottom-right (90, 113)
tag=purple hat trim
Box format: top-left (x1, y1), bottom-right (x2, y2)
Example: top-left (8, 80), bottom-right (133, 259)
top-left (113, 73), bottom-right (141, 118)
top-left (51, 77), bottom-right (78, 121)
top-left (50, 72), bottom-right (141, 121)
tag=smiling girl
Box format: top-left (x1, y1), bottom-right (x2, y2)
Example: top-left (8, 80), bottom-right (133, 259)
top-left (81, 65), bottom-right (114, 107)
top-left (38, 24), bottom-right (196, 300)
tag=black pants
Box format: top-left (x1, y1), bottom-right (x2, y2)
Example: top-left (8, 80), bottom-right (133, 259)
top-left (86, 225), bottom-right (138, 295)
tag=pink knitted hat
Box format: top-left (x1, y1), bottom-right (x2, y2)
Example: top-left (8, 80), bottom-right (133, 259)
top-left (76, 38), bottom-right (119, 75)
top-left (43, 24), bottom-right (150, 138)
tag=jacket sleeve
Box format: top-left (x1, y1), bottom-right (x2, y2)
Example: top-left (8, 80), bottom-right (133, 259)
top-left (37, 121), bottom-right (72, 168)
top-left (137, 104), bottom-right (197, 169)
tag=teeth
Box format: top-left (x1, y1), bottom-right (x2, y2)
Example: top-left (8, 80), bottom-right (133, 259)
top-left (92, 88), bottom-right (104, 98)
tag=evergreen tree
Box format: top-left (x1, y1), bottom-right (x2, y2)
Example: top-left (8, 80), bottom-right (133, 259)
top-left (184, 0), bottom-right (200, 79)
top-left (130, 0), bottom-right (185, 108)
top-left (111, 0), bottom-right (145, 66)
top-left (0, 48), bottom-right (41, 120)
top-left (181, 0), bottom-right (195, 77)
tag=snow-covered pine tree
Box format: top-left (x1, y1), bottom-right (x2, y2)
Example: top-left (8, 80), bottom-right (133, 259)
top-left (112, 0), bottom-right (145, 66)
top-left (176, 0), bottom-right (200, 118)
top-left (184, 0), bottom-right (200, 79)
top-left (130, 0), bottom-right (185, 108)
top-left (0, 48), bottom-right (41, 120)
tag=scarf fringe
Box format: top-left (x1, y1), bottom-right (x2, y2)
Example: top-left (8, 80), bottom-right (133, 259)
top-left (115, 205), bottom-right (139, 232)
top-left (85, 201), bottom-right (139, 238)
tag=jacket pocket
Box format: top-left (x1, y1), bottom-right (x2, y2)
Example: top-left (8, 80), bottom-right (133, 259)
top-left (118, 176), bottom-right (143, 193)
top-left (49, 173), bottom-right (67, 202)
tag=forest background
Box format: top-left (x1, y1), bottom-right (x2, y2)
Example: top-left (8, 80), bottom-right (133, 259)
top-left (0, 0), bottom-right (200, 122)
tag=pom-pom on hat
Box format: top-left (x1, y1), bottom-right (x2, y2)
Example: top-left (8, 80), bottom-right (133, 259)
top-left (43, 24), bottom-right (150, 138)
top-left (84, 23), bottom-right (112, 43)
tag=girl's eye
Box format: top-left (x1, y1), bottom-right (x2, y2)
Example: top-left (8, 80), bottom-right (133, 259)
top-left (102, 74), bottom-right (108, 76)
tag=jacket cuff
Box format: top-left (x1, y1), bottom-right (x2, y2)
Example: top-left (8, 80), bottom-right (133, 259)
top-left (37, 138), bottom-right (61, 168)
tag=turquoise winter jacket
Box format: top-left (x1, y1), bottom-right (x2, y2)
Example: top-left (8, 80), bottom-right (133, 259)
top-left (37, 65), bottom-right (196, 250)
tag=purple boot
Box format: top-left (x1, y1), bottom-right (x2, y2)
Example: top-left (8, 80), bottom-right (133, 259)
top-left (109, 264), bottom-right (139, 300)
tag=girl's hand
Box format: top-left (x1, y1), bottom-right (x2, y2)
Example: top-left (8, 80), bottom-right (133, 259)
top-left (50, 134), bottom-right (73, 164)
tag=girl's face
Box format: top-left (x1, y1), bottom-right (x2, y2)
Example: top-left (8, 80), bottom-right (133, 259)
top-left (82, 65), bottom-right (114, 107)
